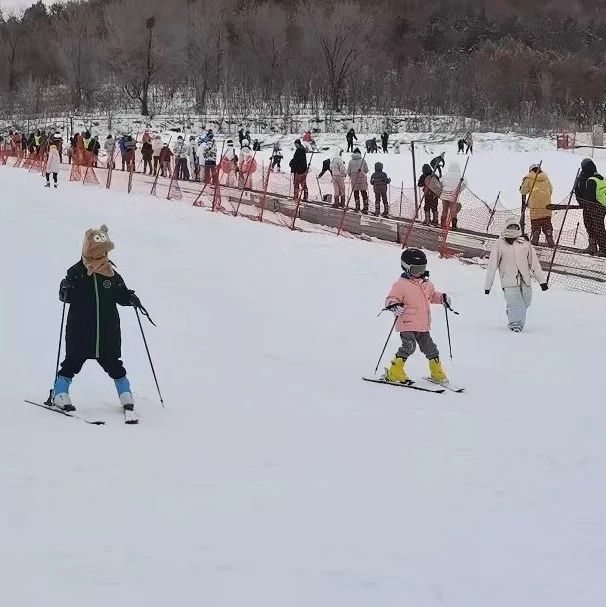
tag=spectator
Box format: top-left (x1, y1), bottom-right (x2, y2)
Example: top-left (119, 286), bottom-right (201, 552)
top-left (574, 158), bottom-right (606, 256)
top-left (393, 140), bottom-right (401, 154)
top-left (159, 143), bottom-right (173, 177)
top-left (238, 126), bottom-right (245, 147)
top-left (347, 148), bottom-right (369, 213)
top-left (118, 135), bottom-right (127, 171)
top-left (239, 141), bottom-right (257, 189)
top-left (520, 164), bottom-right (554, 247)
top-left (330, 148), bottom-right (347, 208)
top-left (173, 135), bottom-right (189, 180)
top-left (418, 164), bottom-right (442, 226)
top-left (151, 135), bottom-right (163, 175)
top-left (87, 135), bottom-right (101, 167)
top-left (440, 161), bottom-right (465, 230)
top-left (141, 138), bottom-right (153, 175)
top-left (457, 139), bottom-right (466, 154)
top-left (370, 161), bottom-right (391, 217)
top-left (187, 135), bottom-right (199, 181)
top-left (381, 131), bottom-right (389, 153)
top-left (104, 135), bottom-right (116, 170)
top-left (221, 139), bottom-right (238, 187)
top-left (201, 132), bottom-right (218, 184)
top-left (346, 128), bottom-right (357, 153)
top-left (289, 139), bottom-right (309, 201)
top-left (253, 139), bottom-right (261, 152)
top-left (124, 136), bottom-right (136, 172)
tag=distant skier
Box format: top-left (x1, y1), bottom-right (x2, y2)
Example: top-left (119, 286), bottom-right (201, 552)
top-left (365, 137), bottom-right (378, 154)
top-left (44, 143), bottom-right (60, 188)
top-left (104, 135), bottom-right (116, 170)
top-left (252, 139), bottom-right (261, 152)
top-left (348, 148), bottom-right (369, 213)
top-left (151, 135), bottom-right (163, 175)
top-left (141, 138), bottom-right (153, 175)
top-left (270, 142), bottom-right (283, 172)
top-left (381, 131), bottom-right (389, 153)
top-left (484, 219), bottom-right (548, 332)
top-left (221, 139), bottom-right (238, 187)
top-left (346, 128), bottom-right (357, 153)
top-left (51, 225), bottom-right (144, 413)
top-left (440, 161), bottom-right (465, 230)
top-left (383, 248), bottom-right (451, 384)
top-left (457, 139), bottom-right (466, 154)
top-left (430, 152), bottom-right (446, 178)
top-left (465, 131), bottom-right (473, 154)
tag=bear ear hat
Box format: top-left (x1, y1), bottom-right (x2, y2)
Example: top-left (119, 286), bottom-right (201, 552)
top-left (99, 224), bottom-right (109, 234)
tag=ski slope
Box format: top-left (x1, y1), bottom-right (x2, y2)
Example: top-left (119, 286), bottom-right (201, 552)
top-left (0, 164), bottom-right (605, 606)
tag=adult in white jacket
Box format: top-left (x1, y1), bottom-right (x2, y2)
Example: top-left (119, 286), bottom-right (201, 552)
top-left (330, 148), bottom-right (347, 208)
top-left (484, 218), bottom-right (548, 332)
top-left (45, 144), bottom-right (61, 187)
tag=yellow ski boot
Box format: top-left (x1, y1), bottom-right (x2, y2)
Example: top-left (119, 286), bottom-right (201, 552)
top-left (384, 357), bottom-right (409, 383)
top-left (429, 358), bottom-right (447, 383)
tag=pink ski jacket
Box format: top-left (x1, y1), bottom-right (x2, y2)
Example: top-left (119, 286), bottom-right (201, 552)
top-left (386, 276), bottom-right (444, 333)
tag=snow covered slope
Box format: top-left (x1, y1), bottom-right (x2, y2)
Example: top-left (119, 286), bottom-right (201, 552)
top-left (1, 165), bottom-right (605, 606)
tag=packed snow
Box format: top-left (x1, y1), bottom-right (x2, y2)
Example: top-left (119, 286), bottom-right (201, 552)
top-left (1, 156), bottom-right (605, 606)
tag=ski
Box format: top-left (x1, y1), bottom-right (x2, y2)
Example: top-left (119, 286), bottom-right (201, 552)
top-left (123, 409), bottom-right (139, 425)
top-left (362, 377), bottom-right (445, 393)
top-left (24, 400), bottom-right (105, 425)
top-left (424, 378), bottom-right (465, 393)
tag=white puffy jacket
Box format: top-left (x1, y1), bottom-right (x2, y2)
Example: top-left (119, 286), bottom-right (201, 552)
top-left (330, 156), bottom-right (347, 177)
top-left (485, 237), bottom-right (546, 290)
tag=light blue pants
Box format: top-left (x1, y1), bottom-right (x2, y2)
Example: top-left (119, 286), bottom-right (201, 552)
top-left (503, 284), bottom-right (532, 331)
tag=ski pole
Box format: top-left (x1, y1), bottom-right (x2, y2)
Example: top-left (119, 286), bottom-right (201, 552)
top-left (444, 304), bottom-right (453, 360)
top-left (374, 316), bottom-right (397, 375)
top-left (47, 302), bottom-right (66, 405)
top-left (134, 306), bottom-right (164, 407)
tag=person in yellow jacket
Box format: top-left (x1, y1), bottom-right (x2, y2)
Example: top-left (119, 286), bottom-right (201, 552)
top-left (520, 164), bottom-right (554, 247)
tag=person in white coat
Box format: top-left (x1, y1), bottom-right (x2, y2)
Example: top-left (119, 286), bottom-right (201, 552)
top-left (440, 161), bottom-right (466, 230)
top-left (330, 148), bottom-right (347, 208)
top-left (45, 144), bottom-right (61, 188)
top-left (151, 135), bottom-right (163, 175)
top-left (484, 218), bottom-right (548, 332)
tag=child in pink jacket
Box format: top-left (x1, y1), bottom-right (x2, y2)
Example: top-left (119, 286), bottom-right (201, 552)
top-left (383, 248), bottom-right (451, 384)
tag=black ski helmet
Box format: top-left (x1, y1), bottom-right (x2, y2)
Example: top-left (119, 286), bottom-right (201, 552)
top-left (401, 248), bottom-right (427, 277)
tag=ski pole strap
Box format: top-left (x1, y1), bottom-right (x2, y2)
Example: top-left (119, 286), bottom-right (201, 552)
top-left (136, 303), bottom-right (157, 327)
top-left (444, 302), bottom-right (460, 316)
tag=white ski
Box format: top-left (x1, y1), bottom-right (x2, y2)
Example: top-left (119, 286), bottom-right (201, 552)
top-left (424, 378), bottom-right (465, 393)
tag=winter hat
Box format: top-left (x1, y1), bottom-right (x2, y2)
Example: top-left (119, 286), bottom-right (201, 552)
top-left (294, 138), bottom-right (301, 146)
top-left (375, 162), bottom-right (383, 171)
top-left (529, 163), bottom-right (540, 172)
top-left (502, 218), bottom-right (522, 240)
top-left (422, 163), bottom-right (433, 176)
top-left (226, 139), bottom-right (233, 145)
top-left (581, 158), bottom-right (597, 174)
top-left (81, 224), bottom-right (115, 277)
top-left (353, 147), bottom-right (361, 154)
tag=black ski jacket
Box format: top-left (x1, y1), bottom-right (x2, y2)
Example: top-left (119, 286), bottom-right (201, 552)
top-left (62, 260), bottom-right (135, 360)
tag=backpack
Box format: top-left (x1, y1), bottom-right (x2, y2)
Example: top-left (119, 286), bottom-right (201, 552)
top-left (588, 176), bottom-right (606, 206)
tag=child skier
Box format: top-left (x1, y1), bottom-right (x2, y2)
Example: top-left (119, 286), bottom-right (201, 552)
top-left (270, 142), bottom-right (283, 172)
top-left (45, 143), bottom-right (60, 188)
top-left (51, 225), bottom-right (143, 412)
top-left (484, 218), bottom-right (548, 332)
top-left (383, 248), bottom-right (451, 384)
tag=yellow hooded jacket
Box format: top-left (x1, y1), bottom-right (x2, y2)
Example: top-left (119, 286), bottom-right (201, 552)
top-left (520, 170), bottom-right (553, 220)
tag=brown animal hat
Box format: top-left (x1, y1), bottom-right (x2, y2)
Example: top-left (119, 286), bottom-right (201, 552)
top-left (82, 224), bottom-right (115, 277)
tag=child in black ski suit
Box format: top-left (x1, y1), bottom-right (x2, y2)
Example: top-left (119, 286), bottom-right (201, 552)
top-left (51, 225), bottom-right (142, 413)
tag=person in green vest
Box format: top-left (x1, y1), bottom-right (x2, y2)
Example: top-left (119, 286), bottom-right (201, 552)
top-left (575, 158), bottom-right (606, 256)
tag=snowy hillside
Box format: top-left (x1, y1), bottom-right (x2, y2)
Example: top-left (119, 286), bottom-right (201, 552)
top-left (1, 164), bottom-right (605, 606)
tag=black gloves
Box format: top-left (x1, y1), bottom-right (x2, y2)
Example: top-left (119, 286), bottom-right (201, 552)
top-left (128, 290), bottom-right (142, 308)
top-left (485, 290), bottom-right (490, 295)
top-left (541, 283), bottom-right (549, 291)
top-left (59, 278), bottom-right (73, 303)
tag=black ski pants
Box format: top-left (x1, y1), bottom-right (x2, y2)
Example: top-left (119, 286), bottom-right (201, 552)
top-left (59, 355), bottom-right (127, 380)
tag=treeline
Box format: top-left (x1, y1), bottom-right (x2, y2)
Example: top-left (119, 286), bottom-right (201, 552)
top-left (1, 0), bottom-right (605, 129)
